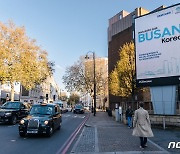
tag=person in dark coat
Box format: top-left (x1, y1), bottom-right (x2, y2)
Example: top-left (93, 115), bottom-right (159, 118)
top-left (126, 106), bottom-right (133, 128)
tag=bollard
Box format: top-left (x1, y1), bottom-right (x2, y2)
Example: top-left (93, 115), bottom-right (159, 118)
top-left (115, 104), bottom-right (120, 122)
top-left (119, 106), bottom-right (122, 122)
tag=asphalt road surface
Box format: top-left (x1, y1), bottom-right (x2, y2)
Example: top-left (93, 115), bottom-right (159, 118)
top-left (0, 112), bottom-right (88, 154)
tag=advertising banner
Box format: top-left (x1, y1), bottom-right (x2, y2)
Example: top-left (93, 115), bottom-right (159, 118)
top-left (135, 3), bottom-right (180, 86)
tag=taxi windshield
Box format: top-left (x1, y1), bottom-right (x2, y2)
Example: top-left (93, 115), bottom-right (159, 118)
top-left (30, 106), bottom-right (53, 115)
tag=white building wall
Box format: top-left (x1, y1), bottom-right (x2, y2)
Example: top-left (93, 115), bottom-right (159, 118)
top-left (20, 76), bottom-right (60, 104)
top-left (0, 82), bottom-right (20, 103)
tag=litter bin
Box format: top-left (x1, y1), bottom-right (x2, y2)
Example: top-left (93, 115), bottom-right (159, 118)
top-left (108, 108), bottom-right (112, 116)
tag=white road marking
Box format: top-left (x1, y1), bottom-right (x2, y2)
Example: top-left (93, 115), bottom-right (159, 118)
top-left (62, 115), bottom-right (70, 117)
top-left (62, 114), bottom-right (86, 118)
top-left (73, 115), bottom-right (85, 118)
top-left (11, 140), bottom-right (16, 142)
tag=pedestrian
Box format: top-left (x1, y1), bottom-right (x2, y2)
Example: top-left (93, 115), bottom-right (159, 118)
top-left (126, 105), bottom-right (133, 128)
top-left (132, 102), bottom-right (154, 149)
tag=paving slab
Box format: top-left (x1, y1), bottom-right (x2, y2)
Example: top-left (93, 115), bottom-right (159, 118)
top-left (71, 112), bottom-right (170, 154)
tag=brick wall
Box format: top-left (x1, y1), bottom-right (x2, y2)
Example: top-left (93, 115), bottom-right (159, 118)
top-left (108, 27), bottom-right (133, 109)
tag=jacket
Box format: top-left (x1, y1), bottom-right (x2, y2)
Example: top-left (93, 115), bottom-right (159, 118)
top-left (132, 107), bottom-right (154, 137)
top-left (126, 108), bottom-right (133, 117)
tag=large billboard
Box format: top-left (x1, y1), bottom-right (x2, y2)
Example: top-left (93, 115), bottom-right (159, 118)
top-left (135, 3), bottom-right (180, 87)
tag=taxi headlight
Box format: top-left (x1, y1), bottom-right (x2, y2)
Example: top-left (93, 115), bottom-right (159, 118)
top-left (44, 120), bottom-right (48, 125)
top-left (20, 119), bottom-right (25, 124)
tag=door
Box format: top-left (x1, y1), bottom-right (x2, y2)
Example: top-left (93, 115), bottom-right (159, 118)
top-left (19, 103), bottom-right (29, 119)
top-left (53, 106), bottom-right (61, 129)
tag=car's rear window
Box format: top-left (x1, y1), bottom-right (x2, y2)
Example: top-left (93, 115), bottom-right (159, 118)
top-left (75, 105), bottom-right (83, 108)
top-left (1, 102), bottom-right (20, 109)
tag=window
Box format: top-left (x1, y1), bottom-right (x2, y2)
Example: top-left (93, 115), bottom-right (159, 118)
top-left (21, 104), bottom-right (25, 109)
top-left (133, 31), bottom-right (135, 39)
top-left (55, 106), bottom-right (58, 113)
top-left (132, 14), bottom-right (135, 23)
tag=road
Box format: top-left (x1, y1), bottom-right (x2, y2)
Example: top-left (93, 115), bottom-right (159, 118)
top-left (0, 112), bottom-right (88, 154)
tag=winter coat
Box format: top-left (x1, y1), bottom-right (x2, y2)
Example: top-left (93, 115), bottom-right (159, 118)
top-left (132, 107), bottom-right (154, 137)
top-left (126, 108), bottom-right (133, 118)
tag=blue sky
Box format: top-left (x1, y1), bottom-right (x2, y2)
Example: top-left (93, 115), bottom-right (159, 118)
top-left (0, 0), bottom-right (179, 90)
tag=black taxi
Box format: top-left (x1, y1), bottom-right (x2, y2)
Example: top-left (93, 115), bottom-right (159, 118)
top-left (0, 101), bottom-right (31, 125)
top-left (19, 103), bottom-right (62, 137)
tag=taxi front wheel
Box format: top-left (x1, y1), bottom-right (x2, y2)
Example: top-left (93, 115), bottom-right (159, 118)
top-left (19, 131), bottom-right (26, 137)
top-left (46, 126), bottom-right (53, 137)
top-left (57, 122), bottom-right (61, 130)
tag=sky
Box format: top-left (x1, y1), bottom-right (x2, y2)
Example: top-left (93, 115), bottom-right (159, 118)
top-left (0, 0), bottom-right (179, 91)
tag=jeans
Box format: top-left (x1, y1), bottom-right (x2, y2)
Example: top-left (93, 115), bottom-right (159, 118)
top-left (140, 137), bottom-right (147, 148)
top-left (127, 116), bottom-right (132, 127)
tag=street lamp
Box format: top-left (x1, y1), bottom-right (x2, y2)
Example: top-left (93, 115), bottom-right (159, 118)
top-left (85, 51), bottom-right (96, 116)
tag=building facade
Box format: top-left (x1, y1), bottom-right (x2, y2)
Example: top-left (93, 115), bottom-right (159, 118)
top-left (20, 76), bottom-right (60, 104)
top-left (83, 57), bottom-right (109, 109)
top-left (108, 7), bottom-right (155, 109)
top-left (0, 82), bottom-right (21, 103)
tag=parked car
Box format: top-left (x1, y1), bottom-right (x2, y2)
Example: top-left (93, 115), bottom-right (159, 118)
top-left (0, 101), bottom-right (31, 125)
top-left (73, 104), bottom-right (84, 114)
top-left (19, 103), bottom-right (62, 137)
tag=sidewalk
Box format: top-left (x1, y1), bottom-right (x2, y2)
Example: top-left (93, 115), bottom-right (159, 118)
top-left (70, 112), bottom-right (178, 154)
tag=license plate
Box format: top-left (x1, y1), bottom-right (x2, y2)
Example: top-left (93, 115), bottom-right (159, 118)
top-left (27, 130), bottom-right (38, 134)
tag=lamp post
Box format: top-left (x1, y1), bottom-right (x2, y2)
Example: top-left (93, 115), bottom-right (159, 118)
top-left (85, 51), bottom-right (96, 116)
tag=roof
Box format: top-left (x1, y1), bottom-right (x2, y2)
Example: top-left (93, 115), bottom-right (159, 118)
top-left (32, 103), bottom-right (56, 107)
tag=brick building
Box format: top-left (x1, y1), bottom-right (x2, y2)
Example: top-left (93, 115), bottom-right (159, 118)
top-left (107, 7), bottom-right (166, 109)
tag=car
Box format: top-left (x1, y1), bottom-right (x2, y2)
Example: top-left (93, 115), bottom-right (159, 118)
top-left (0, 101), bottom-right (31, 125)
top-left (73, 104), bottom-right (84, 114)
top-left (84, 106), bottom-right (90, 111)
top-left (19, 103), bottom-right (62, 137)
top-left (54, 101), bottom-right (68, 113)
top-left (66, 105), bottom-right (72, 112)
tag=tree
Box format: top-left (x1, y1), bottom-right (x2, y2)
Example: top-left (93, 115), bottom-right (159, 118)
top-left (62, 56), bottom-right (108, 98)
top-left (62, 57), bottom-right (86, 93)
top-left (109, 42), bottom-right (135, 98)
top-left (60, 91), bottom-right (68, 101)
top-left (68, 92), bottom-right (80, 105)
top-left (0, 21), bottom-right (51, 101)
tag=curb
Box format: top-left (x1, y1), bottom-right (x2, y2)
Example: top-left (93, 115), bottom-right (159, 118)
top-left (56, 113), bottom-right (90, 154)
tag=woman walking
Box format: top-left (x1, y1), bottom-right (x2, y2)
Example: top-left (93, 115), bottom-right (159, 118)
top-left (132, 102), bottom-right (154, 149)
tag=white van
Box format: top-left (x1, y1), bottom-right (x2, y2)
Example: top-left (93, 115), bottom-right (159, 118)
top-left (53, 100), bottom-right (67, 113)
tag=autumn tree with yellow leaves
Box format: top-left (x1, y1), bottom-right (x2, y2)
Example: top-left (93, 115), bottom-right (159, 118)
top-left (109, 42), bottom-right (136, 99)
top-left (0, 21), bottom-right (52, 101)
